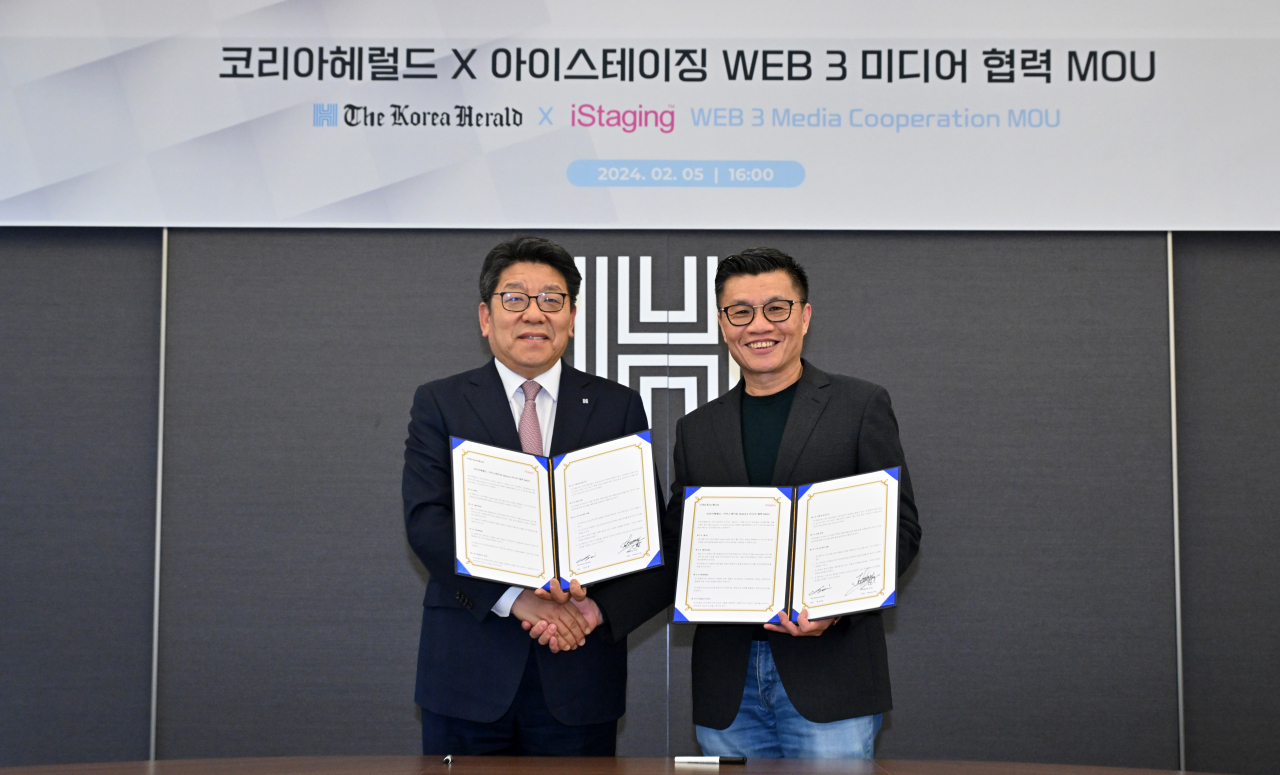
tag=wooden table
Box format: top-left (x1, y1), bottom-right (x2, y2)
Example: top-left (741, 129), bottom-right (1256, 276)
top-left (0, 758), bottom-right (1220, 775)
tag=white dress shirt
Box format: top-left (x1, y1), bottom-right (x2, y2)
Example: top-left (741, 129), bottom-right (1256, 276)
top-left (493, 357), bottom-right (561, 457)
top-left (489, 358), bottom-right (562, 617)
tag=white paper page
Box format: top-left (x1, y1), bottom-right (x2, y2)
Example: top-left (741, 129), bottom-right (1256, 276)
top-left (551, 432), bottom-right (662, 587)
top-left (450, 438), bottom-right (557, 590)
top-left (673, 486), bottom-right (793, 624)
top-left (790, 469), bottom-right (899, 620)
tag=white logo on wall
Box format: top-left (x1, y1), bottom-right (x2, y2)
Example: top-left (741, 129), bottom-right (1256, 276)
top-left (572, 255), bottom-right (740, 424)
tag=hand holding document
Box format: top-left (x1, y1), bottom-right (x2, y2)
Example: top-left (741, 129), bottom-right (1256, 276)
top-left (450, 432), bottom-right (663, 591)
top-left (673, 469), bottom-right (900, 625)
top-left (535, 577), bottom-right (588, 604)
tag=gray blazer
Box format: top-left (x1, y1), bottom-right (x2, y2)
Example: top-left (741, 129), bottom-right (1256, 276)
top-left (668, 360), bottom-right (922, 728)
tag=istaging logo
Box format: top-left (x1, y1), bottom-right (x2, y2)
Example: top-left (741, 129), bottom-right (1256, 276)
top-left (571, 103), bottom-right (675, 134)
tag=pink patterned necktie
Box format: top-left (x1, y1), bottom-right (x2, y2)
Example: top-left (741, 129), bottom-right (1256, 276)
top-left (518, 380), bottom-right (543, 455)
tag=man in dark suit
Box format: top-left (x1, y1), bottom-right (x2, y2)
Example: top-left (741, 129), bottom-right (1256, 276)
top-left (668, 247), bottom-right (922, 758)
top-left (402, 236), bottom-right (664, 756)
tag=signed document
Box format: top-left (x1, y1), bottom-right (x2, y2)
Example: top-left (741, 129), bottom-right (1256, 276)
top-left (552, 433), bottom-right (662, 586)
top-left (451, 432), bottom-right (662, 590)
top-left (672, 487), bottom-right (794, 623)
top-left (451, 439), bottom-right (558, 589)
top-left (673, 469), bottom-right (899, 624)
top-left (790, 471), bottom-right (899, 620)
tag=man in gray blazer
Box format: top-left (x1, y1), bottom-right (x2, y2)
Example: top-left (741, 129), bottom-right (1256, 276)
top-left (669, 247), bottom-right (922, 758)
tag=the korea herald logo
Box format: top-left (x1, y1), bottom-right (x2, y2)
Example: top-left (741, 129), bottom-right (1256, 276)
top-left (314, 103), bottom-right (338, 127)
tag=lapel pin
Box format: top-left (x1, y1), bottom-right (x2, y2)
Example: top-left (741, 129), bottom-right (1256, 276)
top-left (583, 398), bottom-right (589, 403)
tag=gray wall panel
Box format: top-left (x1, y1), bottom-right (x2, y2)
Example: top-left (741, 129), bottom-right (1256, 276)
top-left (657, 232), bottom-right (1178, 768)
top-left (1175, 233), bottom-right (1280, 775)
top-left (157, 230), bottom-right (678, 758)
top-left (0, 225), bottom-right (1255, 768)
top-left (158, 230), bottom-right (486, 757)
top-left (0, 228), bottom-right (160, 766)
top-left (156, 229), bottom-right (1177, 766)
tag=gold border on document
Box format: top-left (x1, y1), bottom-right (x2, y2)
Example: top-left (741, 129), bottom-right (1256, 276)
top-left (683, 495), bottom-right (786, 613)
top-left (558, 443), bottom-right (653, 576)
top-left (797, 479), bottom-right (889, 611)
top-left (458, 448), bottom-right (547, 580)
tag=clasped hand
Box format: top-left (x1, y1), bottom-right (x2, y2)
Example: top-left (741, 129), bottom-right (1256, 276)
top-left (511, 580), bottom-right (601, 653)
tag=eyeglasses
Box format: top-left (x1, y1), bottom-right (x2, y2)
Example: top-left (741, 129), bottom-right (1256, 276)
top-left (718, 299), bottom-right (804, 326)
top-left (491, 291), bottom-right (569, 313)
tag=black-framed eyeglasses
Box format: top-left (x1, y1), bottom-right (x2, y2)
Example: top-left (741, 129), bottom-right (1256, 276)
top-left (718, 299), bottom-right (804, 326)
top-left (491, 291), bottom-right (569, 313)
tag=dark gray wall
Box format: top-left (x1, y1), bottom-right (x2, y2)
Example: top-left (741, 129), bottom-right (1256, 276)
top-left (155, 230), bottom-right (675, 758)
top-left (656, 232), bottom-right (1179, 768)
top-left (0, 228), bottom-right (160, 766)
top-left (825, 233), bottom-right (1177, 768)
top-left (155, 230), bottom-right (1177, 768)
top-left (5, 226), bottom-right (1275, 774)
top-left (155, 231), bottom-right (487, 757)
top-left (1175, 234), bottom-right (1280, 775)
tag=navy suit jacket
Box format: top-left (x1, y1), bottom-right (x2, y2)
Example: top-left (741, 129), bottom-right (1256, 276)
top-left (403, 359), bottom-right (668, 725)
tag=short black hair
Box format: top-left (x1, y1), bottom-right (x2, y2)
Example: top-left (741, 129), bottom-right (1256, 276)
top-left (479, 236), bottom-right (582, 306)
top-left (715, 247), bottom-right (809, 305)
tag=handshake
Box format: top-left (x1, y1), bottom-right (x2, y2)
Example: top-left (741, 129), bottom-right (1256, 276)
top-left (509, 580), bottom-right (600, 653)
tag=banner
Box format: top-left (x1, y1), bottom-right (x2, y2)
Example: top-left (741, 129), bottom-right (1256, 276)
top-left (1, 2), bottom-right (1278, 228)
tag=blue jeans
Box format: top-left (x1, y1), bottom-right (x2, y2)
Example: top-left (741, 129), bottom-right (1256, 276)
top-left (696, 641), bottom-right (882, 758)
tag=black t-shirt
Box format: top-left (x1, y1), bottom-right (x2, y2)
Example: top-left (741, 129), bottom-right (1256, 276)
top-left (740, 382), bottom-right (799, 487)
top-left (741, 382), bottom-right (798, 638)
